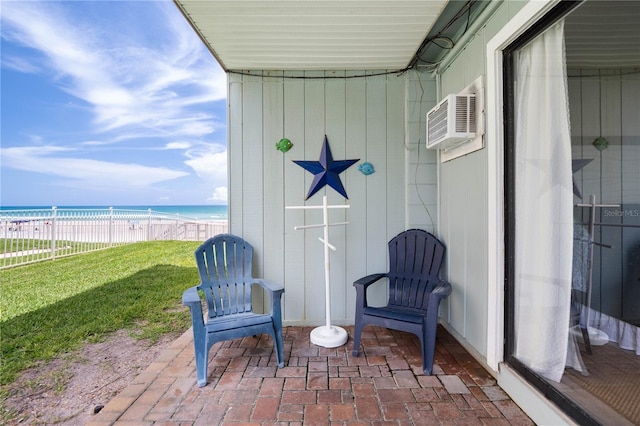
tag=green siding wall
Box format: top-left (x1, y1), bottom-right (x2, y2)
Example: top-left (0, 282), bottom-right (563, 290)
top-left (436, 0), bottom-right (526, 361)
top-left (227, 70), bottom-right (438, 324)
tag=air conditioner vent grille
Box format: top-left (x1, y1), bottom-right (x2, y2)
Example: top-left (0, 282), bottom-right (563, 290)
top-left (455, 96), bottom-right (476, 133)
top-left (426, 94), bottom-right (477, 150)
top-left (427, 98), bottom-right (449, 143)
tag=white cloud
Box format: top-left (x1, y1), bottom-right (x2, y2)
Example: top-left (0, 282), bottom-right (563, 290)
top-left (184, 145), bottom-right (228, 184)
top-left (0, 1), bottom-right (226, 141)
top-left (208, 187), bottom-right (228, 203)
top-left (1, 56), bottom-right (43, 74)
top-left (183, 144), bottom-right (228, 204)
top-left (1, 146), bottom-right (188, 189)
top-left (0, 1), bottom-right (229, 205)
top-left (80, 140), bottom-right (110, 146)
top-left (164, 141), bottom-right (191, 150)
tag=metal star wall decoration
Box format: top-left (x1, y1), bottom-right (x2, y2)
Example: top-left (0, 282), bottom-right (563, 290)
top-left (572, 159), bottom-right (592, 199)
top-left (293, 135), bottom-right (359, 200)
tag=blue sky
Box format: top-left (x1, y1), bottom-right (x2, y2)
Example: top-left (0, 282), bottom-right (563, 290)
top-left (1, 0), bottom-right (228, 206)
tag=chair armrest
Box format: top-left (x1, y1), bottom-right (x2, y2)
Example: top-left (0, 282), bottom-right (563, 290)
top-left (253, 278), bottom-right (285, 296)
top-left (425, 280), bottom-right (452, 325)
top-left (432, 280), bottom-right (452, 299)
top-left (254, 279), bottom-right (284, 326)
top-left (182, 286), bottom-right (205, 328)
top-left (182, 286), bottom-right (202, 306)
top-left (353, 273), bottom-right (387, 289)
top-left (353, 273), bottom-right (387, 310)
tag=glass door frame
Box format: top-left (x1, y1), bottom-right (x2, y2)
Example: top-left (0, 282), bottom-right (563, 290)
top-left (502, 1), bottom-right (599, 425)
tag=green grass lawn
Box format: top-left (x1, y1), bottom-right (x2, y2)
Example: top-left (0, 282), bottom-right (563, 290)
top-left (0, 241), bottom-right (200, 386)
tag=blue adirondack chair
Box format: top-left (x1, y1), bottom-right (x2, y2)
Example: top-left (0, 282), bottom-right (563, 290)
top-left (352, 229), bottom-right (451, 375)
top-left (182, 234), bottom-right (285, 387)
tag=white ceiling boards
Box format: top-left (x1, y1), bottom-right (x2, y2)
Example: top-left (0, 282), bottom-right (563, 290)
top-left (564, 0), bottom-right (640, 69)
top-left (174, 0), bottom-right (448, 71)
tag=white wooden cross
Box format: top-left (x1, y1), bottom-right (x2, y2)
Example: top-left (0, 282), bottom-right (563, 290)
top-left (286, 195), bottom-right (349, 348)
top-left (574, 194), bottom-right (620, 348)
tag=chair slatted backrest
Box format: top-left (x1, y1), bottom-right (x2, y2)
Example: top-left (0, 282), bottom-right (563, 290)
top-left (387, 229), bottom-right (446, 310)
top-left (195, 234), bottom-right (254, 318)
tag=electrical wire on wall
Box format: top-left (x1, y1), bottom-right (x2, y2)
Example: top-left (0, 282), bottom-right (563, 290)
top-left (228, 69), bottom-right (411, 80)
top-left (408, 68), bottom-right (436, 232)
top-left (409, 0), bottom-right (479, 70)
top-left (404, 0), bottom-right (485, 235)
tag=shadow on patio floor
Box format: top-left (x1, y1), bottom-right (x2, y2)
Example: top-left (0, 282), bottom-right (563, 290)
top-left (89, 325), bottom-right (533, 425)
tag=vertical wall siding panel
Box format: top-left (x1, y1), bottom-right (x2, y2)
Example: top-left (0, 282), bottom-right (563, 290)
top-left (407, 71), bottom-right (438, 232)
top-left (440, 53), bottom-right (469, 337)
top-left (463, 33), bottom-right (489, 354)
top-left (621, 73), bottom-right (640, 322)
top-left (579, 74), bottom-right (603, 311)
top-left (601, 73), bottom-right (623, 204)
top-left (387, 75), bottom-right (407, 238)
top-left (228, 74), bottom-right (244, 233)
top-left (263, 73), bottom-right (285, 314)
top-left (445, 158), bottom-right (467, 334)
top-left (440, 49), bottom-right (469, 333)
top-left (242, 74), bottom-right (266, 310)
top-left (438, 66), bottom-right (454, 324)
top-left (580, 75), bottom-right (602, 203)
top-left (621, 75), bottom-right (640, 205)
top-left (345, 72), bottom-right (368, 320)
top-left (600, 72), bottom-right (623, 318)
top-left (464, 150), bottom-right (488, 353)
top-left (568, 73), bottom-right (586, 225)
top-left (439, 164), bottom-right (452, 323)
top-left (242, 74), bottom-right (265, 244)
top-left (283, 72), bottom-right (307, 322)
top-left (303, 71), bottom-right (328, 322)
top-left (365, 74), bottom-right (390, 307)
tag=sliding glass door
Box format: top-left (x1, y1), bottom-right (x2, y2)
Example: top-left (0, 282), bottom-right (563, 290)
top-left (504, 1), bottom-right (640, 424)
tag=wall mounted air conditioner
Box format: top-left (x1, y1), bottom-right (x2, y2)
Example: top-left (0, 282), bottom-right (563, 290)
top-left (426, 94), bottom-right (477, 150)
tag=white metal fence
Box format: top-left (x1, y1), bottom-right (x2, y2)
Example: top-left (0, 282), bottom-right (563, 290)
top-left (0, 207), bottom-right (228, 269)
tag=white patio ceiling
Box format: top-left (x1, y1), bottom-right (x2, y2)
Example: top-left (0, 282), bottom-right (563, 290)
top-left (173, 0), bottom-right (449, 71)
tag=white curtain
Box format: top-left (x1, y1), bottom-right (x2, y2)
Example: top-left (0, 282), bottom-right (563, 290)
top-left (586, 307), bottom-right (640, 356)
top-left (513, 20), bottom-right (573, 383)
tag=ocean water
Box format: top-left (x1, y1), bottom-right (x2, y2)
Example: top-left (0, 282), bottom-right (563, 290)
top-left (0, 205), bottom-right (228, 220)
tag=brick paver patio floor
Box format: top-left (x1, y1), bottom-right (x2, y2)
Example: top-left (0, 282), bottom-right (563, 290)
top-left (89, 325), bottom-right (533, 425)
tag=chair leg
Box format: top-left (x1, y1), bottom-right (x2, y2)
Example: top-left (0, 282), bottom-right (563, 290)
top-left (580, 326), bottom-right (592, 355)
top-left (421, 322), bottom-right (438, 375)
top-left (275, 329), bottom-right (285, 368)
top-left (269, 326), bottom-right (285, 368)
top-left (352, 321), bottom-right (364, 357)
top-left (193, 334), bottom-right (209, 387)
